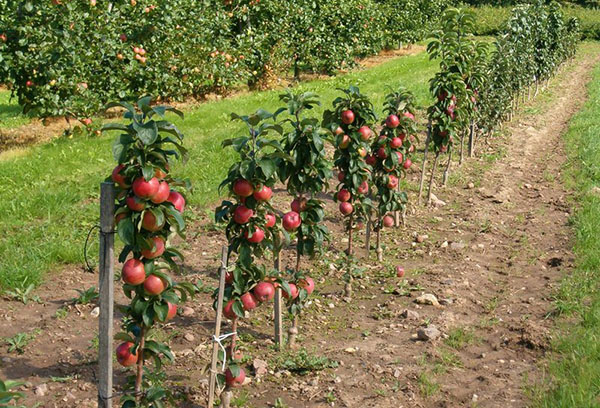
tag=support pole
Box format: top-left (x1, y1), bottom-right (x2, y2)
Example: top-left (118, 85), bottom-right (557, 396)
top-left (208, 247), bottom-right (229, 408)
top-left (273, 254), bottom-right (284, 349)
top-left (468, 120), bottom-right (475, 158)
top-left (98, 182), bottom-right (115, 408)
top-left (417, 120), bottom-right (432, 205)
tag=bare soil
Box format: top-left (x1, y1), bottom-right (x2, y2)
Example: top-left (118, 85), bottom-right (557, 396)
top-left (0, 52), bottom-right (597, 408)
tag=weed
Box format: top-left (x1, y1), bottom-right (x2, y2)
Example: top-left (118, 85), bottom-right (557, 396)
top-left (445, 327), bottom-right (477, 349)
top-left (5, 278), bottom-right (41, 305)
top-left (71, 286), bottom-right (99, 305)
top-left (274, 348), bottom-right (338, 375)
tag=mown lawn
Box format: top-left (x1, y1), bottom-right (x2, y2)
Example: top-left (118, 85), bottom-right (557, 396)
top-left (0, 90), bottom-right (29, 129)
top-left (0, 48), bottom-right (438, 290)
top-left (534, 60), bottom-right (600, 407)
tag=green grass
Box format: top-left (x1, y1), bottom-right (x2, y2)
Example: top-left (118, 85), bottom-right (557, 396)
top-left (534, 60), bottom-right (600, 407)
top-left (0, 49), bottom-right (438, 290)
top-left (0, 89), bottom-right (29, 129)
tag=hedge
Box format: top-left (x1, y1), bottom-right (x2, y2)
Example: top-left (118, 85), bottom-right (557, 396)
top-left (0, 0), bottom-right (446, 119)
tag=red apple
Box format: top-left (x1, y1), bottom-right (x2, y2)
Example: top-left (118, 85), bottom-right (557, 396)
top-left (339, 202), bottom-right (353, 215)
top-left (233, 205), bottom-right (254, 224)
top-left (165, 302), bottom-right (177, 321)
top-left (25, 80), bottom-right (34, 87)
top-left (167, 191), bottom-right (185, 213)
top-left (291, 197), bottom-right (307, 213)
top-left (119, 33), bottom-right (127, 42)
top-left (265, 213), bottom-right (276, 228)
top-left (396, 265), bottom-right (405, 278)
top-left (337, 172), bottom-right (345, 182)
top-left (114, 212), bottom-right (129, 226)
top-left (358, 126), bottom-right (372, 141)
top-left (122, 258), bottom-right (146, 285)
top-left (341, 110), bottom-right (355, 125)
top-left (337, 189), bottom-right (351, 202)
top-left (437, 91), bottom-right (448, 101)
top-left (253, 281), bottom-right (275, 302)
top-left (81, 118), bottom-right (92, 126)
top-left (223, 299), bottom-right (236, 320)
top-left (112, 164), bottom-right (129, 188)
top-left (132, 177), bottom-right (160, 199)
top-left (357, 147), bottom-right (367, 158)
top-left (151, 181), bottom-right (170, 204)
top-left (141, 236), bottom-right (165, 259)
top-left (126, 196), bottom-right (146, 212)
top-left (403, 112), bottom-right (415, 121)
top-left (386, 114), bottom-right (400, 128)
top-left (334, 126), bottom-right (344, 136)
top-left (253, 185), bottom-right (272, 201)
top-left (365, 155), bottom-right (376, 166)
top-left (245, 227), bottom-right (265, 244)
top-left (387, 175), bottom-right (398, 189)
top-left (390, 137), bottom-right (403, 149)
top-left (339, 134), bottom-right (350, 149)
top-left (282, 211), bottom-right (301, 231)
top-left (233, 179), bottom-right (254, 197)
top-left (298, 277), bottom-right (315, 295)
top-left (403, 158), bottom-right (412, 169)
top-left (154, 166), bottom-right (168, 179)
top-left (116, 342), bottom-right (138, 367)
top-left (395, 151), bottom-right (403, 164)
top-left (377, 147), bottom-right (387, 159)
top-left (382, 215), bottom-right (394, 228)
top-left (283, 283), bottom-right (299, 300)
top-left (225, 271), bottom-right (234, 285)
top-left (240, 292), bottom-right (258, 311)
top-left (225, 367), bottom-right (245, 387)
top-left (357, 180), bottom-right (369, 195)
top-left (142, 211), bottom-right (164, 232)
top-left (143, 274), bottom-right (166, 295)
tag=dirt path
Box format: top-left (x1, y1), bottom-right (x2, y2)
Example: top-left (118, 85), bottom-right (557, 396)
top-left (0, 51), bottom-right (597, 408)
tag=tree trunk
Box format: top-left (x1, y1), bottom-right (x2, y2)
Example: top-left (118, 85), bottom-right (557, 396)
top-left (288, 315), bottom-right (298, 349)
top-left (427, 151), bottom-right (441, 205)
top-left (344, 214), bottom-right (354, 298)
top-left (134, 327), bottom-right (146, 402)
top-left (443, 147), bottom-right (452, 187)
top-left (417, 122), bottom-right (432, 205)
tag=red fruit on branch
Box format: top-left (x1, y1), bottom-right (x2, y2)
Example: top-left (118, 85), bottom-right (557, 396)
top-left (298, 277), bottom-right (315, 295)
top-left (253, 185), bottom-right (272, 201)
top-left (334, 126), bottom-right (344, 136)
top-left (337, 172), bottom-right (345, 182)
top-left (154, 166), bottom-right (168, 179)
top-left (385, 114), bottom-right (400, 128)
top-left (142, 211), bottom-right (165, 232)
top-left (81, 118), bottom-right (92, 126)
top-left (377, 147), bottom-right (387, 159)
top-left (341, 110), bottom-right (355, 125)
top-left (403, 158), bottom-right (412, 169)
top-left (143, 274), bottom-right (166, 295)
top-left (283, 283), bottom-right (299, 299)
top-left (357, 147), bottom-right (367, 158)
top-left (265, 213), bottom-right (276, 228)
top-left (112, 164), bottom-right (129, 188)
top-left (396, 266), bottom-right (405, 278)
top-left (122, 258), bottom-right (146, 285)
top-left (358, 126), bottom-right (372, 141)
top-left (119, 33), bottom-right (127, 42)
top-left (437, 91), bottom-right (448, 101)
top-left (151, 181), bottom-right (170, 204)
top-left (114, 212), bottom-right (129, 226)
top-left (339, 201), bottom-right (353, 215)
top-left (339, 134), bottom-right (350, 149)
top-left (132, 177), bottom-right (160, 199)
top-left (225, 271), bottom-right (234, 285)
top-left (365, 155), bottom-right (376, 166)
top-left (167, 191), bottom-right (185, 213)
top-left (403, 112), bottom-right (415, 121)
top-left (233, 205), bottom-right (254, 224)
top-left (225, 367), bottom-right (246, 387)
top-left (382, 215), bottom-right (394, 228)
top-left (282, 211), bottom-right (301, 231)
top-left (387, 175), bottom-right (398, 189)
top-left (245, 227), bottom-right (265, 243)
top-left (337, 189), bottom-right (351, 202)
top-left (357, 180), bottom-right (369, 195)
top-left (165, 302), bottom-right (177, 321)
top-left (240, 292), bottom-right (258, 311)
top-left (291, 197), bottom-right (307, 213)
top-left (390, 137), bottom-right (403, 149)
top-left (25, 80), bottom-right (34, 87)
top-left (253, 281), bottom-right (275, 302)
top-left (395, 151), bottom-right (403, 164)
top-left (141, 236), bottom-right (165, 259)
top-left (223, 299), bottom-right (236, 319)
top-left (116, 342), bottom-right (138, 367)
top-left (126, 196), bottom-right (146, 212)
top-left (233, 179), bottom-right (254, 197)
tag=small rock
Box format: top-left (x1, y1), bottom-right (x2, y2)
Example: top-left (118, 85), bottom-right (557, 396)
top-left (400, 309), bottom-right (420, 320)
top-left (450, 242), bottom-right (465, 251)
top-left (430, 193), bottom-right (446, 207)
top-left (34, 384), bottom-right (48, 397)
top-left (440, 241), bottom-right (449, 248)
top-left (467, 182), bottom-right (475, 189)
top-left (417, 325), bottom-right (441, 341)
top-left (183, 333), bottom-right (195, 342)
top-left (524, 183), bottom-right (533, 189)
top-left (253, 358), bottom-right (268, 377)
top-left (344, 347), bottom-right (357, 354)
top-left (416, 235), bottom-right (428, 243)
top-left (181, 307), bottom-right (195, 317)
top-left (439, 298), bottom-right (453, 306)
top-left (90, 307), bottom-right (100, 318)
top-left (472, 394), bottom-right (479, 402)
top-left (415, 294), bottom-right (439, 306)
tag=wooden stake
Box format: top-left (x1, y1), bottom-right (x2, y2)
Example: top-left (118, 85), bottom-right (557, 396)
top-left (468, 120), bottom-right (475, 158)
top-left (207, 247), bottom-right (229, 408)
top-left (344, 214), bottom-right (354, 298)
top-left (273, 253), bottom-right (283, 349)
top-left (459, 130), bottom-right (465, 165)
top-left (365, 217), bottom-right (371, 255)
top-left (417, 121), bottom-right (432, 205)
top-left (427, 151), bottom-right (440, 205)
top-left (98, 182), bottom-right (115, 408)
top-left (442, 147), bottom-right (452, 187)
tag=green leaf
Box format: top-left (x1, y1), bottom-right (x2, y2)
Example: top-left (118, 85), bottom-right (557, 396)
top-left (133, 120), bottom-right (159, 145)
top-left (117, 218), bottom-right (135, 245)
top-left (153, 302), bottom-right (169, 322)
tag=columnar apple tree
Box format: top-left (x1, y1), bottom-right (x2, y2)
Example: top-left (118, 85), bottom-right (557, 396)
top-left (214, 109), bottom-right (291, 391)
top-left (105, 97), bottom-right (195, 408)
top-left (370, 88), bottom-right (417, 261)
top-left (277, 90), bottom-right (331, 348)
top-left (324, 86), bottom-right (375, 297)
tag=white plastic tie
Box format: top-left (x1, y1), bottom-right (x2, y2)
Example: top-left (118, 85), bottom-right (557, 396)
top-left (212, 332), bottom-right (237, 371)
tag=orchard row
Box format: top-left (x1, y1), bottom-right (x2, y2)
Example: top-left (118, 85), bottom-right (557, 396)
top-left (0, 0), bottom-right (445, 118)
